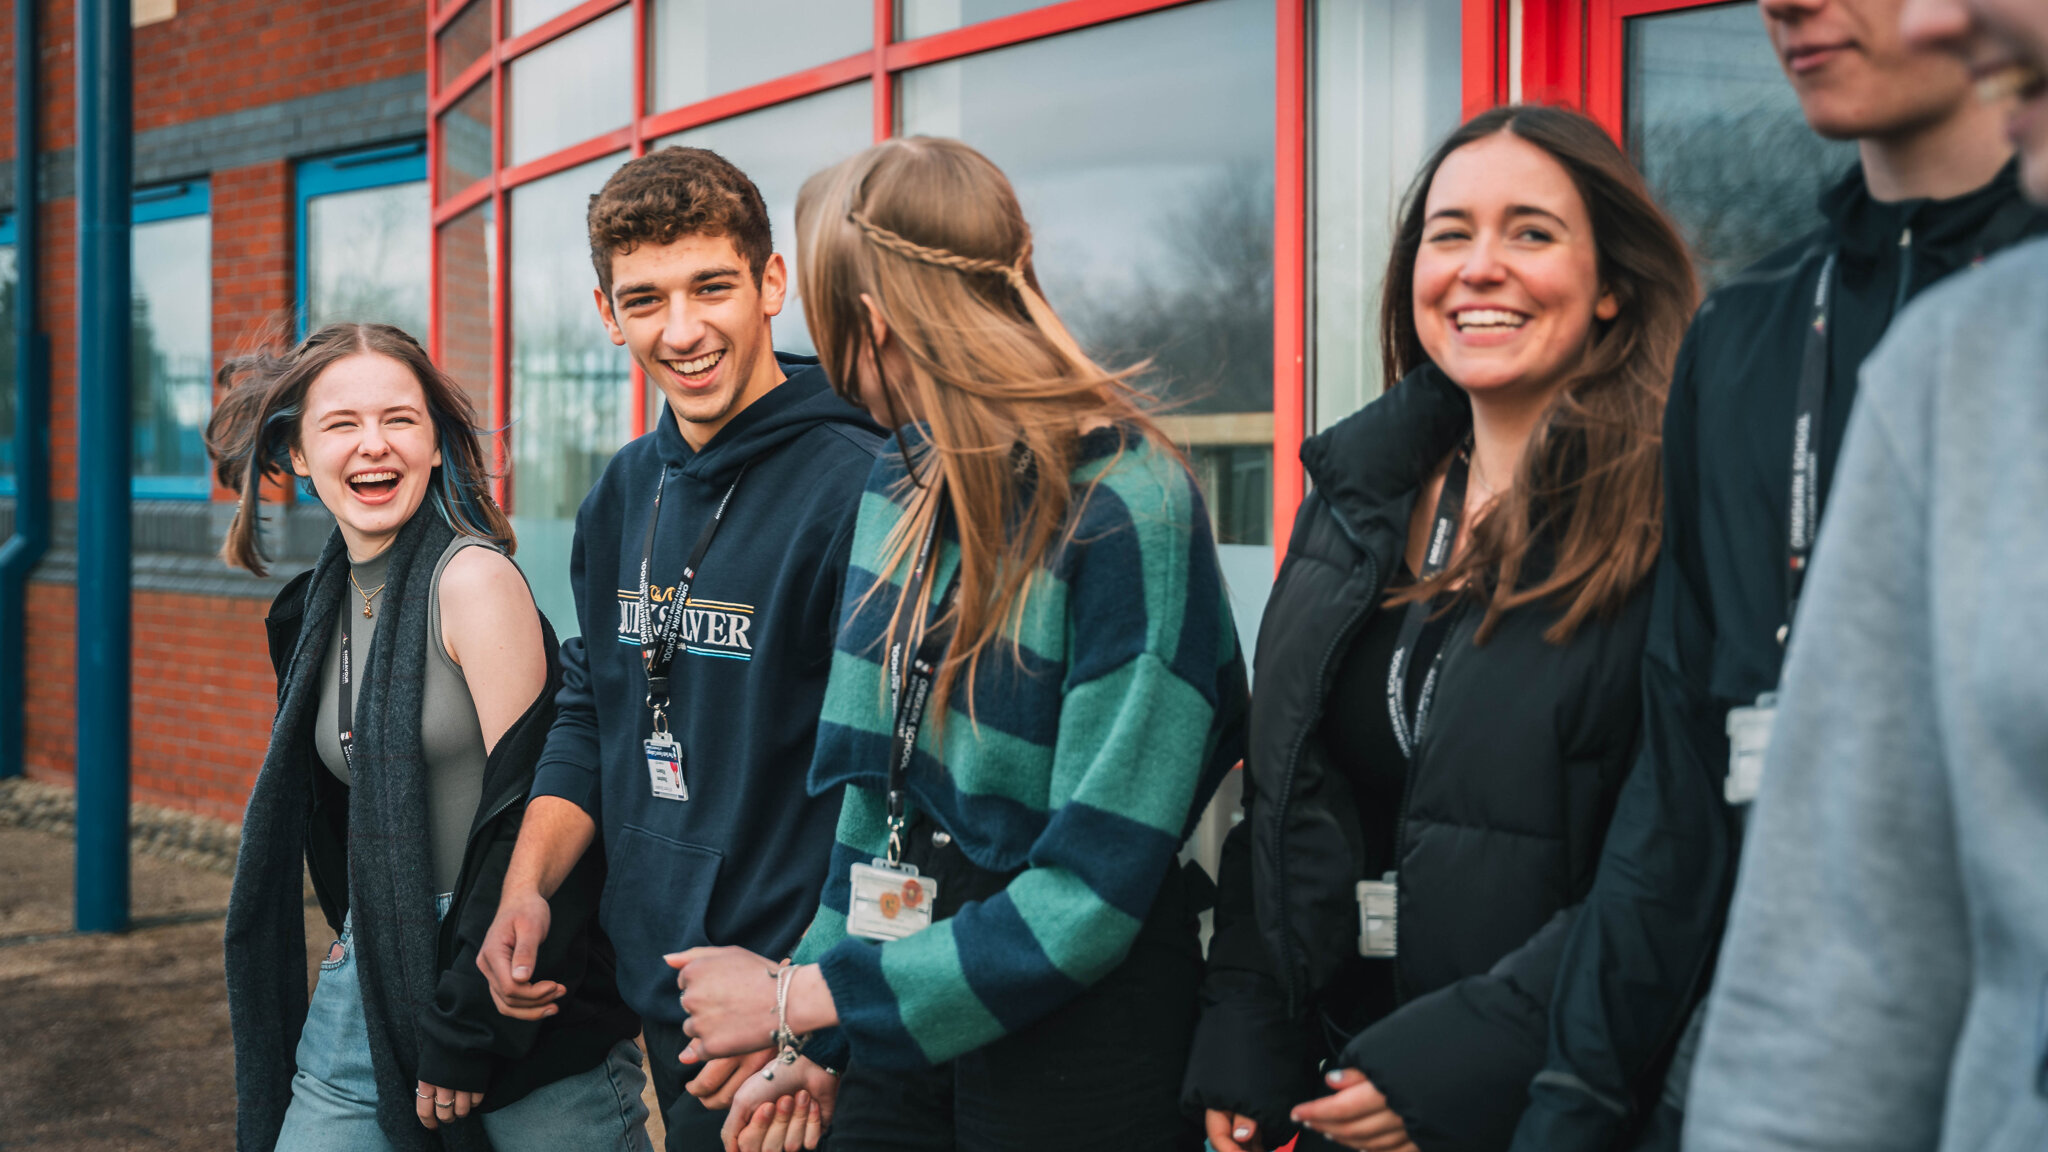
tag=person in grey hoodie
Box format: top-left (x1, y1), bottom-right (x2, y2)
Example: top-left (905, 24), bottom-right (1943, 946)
top-left (1684, 2), bottom-right (2048, 1148)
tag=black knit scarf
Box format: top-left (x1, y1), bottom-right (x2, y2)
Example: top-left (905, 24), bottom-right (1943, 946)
top-left (224, 509), bottom-right (488, 1152)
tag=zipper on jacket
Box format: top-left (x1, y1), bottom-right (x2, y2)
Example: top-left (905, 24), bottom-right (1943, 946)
top-left (1271, 548), bottom-right (1382, 1015)
top-left (1890, 226), bottom-right (1915, 320)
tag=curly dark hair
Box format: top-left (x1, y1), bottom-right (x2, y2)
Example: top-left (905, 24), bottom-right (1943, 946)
top-left (586, 146), bottom-right (773, 297)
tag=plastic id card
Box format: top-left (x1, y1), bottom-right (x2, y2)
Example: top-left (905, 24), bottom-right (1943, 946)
top-left (847, 860), bottom-right (936, 941)
top-left (1725, 695), bottom-right (1777, 806)
top-left (645, 734), bottom-right (687, 802)
top-left (1356, 874), bottom-right (1397, 958)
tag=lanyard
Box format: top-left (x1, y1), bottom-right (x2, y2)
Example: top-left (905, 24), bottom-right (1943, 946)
top-left (337, 621), bottom-right (358, 774)
top-left (639, 462), bottom-right (749, 723)
top-left (884, 503), bottom-right (959, 867)
top-left (1781, 252), bottom-right (1836, 647)
top-left (1387, 442), bottom-right (1471, 760)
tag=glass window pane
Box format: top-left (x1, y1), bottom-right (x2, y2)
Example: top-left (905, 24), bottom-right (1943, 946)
top-left (511, 153), bottom-right (632, 638)
top-left (437, 199), bottom-right (498, 430)
top-left (648, 0), bottom-right (870, 114)
top-left (656, 82), bottom-right (872, 365)
top-left (900, 0), bottom-right (1275, 554)
top-left (437, 0), bottom-right (492, 87)
top-left (132, 213), bottom-right (212, 492)
top-left (508, 0), bottom-right (583, 39)
top-left (308, 180), bottom-right (431, 339)
top-left (507, 7), bottom-right (633, 168)
top-left (1312, 0), bottom-right (1462, 430)
top-left (438, 79), bottom-right (494, 198)
top-left (0, 245), bottom-right (14, 489)
top-left (900, 0), bottom-right (1043, 39)
top-left (1626, 1), bottom-right (1855, 289)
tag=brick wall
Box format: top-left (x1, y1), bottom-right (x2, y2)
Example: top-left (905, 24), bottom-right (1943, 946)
top-left (5, 0), bottom-right (425, 823)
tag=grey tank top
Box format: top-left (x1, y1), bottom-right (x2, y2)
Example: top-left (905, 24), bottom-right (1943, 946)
top-left (314, 535), bottom-right (507, 894)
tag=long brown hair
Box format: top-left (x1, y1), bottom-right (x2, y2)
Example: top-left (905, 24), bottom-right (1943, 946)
top-left (206, 322), bottom-right (513, 575)
top-left (1382, 105), bottom-right (1698, 644)
top-left (795, 136), bottom-right (1176, 716)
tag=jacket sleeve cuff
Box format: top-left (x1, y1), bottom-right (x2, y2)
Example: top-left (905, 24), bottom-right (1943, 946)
top-left (530, 751), bottom-right (599, 815)
top-left (415, 1036), bottom-right (495, 1094)
top-left (815, 938), bottom-right (928, 1071)
top-left (804, 1027), bottom-right (849, 1075)
top-left (1180, 968), bottom-right (1317, 1136)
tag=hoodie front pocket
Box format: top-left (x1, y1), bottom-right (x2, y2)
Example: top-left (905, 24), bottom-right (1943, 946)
top-left (600, 824), bottom-right (725, 1013)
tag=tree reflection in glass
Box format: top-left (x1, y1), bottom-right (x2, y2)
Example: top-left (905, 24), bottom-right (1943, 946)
top-left (132, 213), bottom-right (212, 493)
top-left (308, 180), bottom-right (430, 339)
top-left (509, 154), bottom-right (633, 637)
top-left (1626, 3), bottom-right (1857, 290)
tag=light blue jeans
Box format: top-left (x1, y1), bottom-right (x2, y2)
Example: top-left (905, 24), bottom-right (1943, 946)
top-left (274, 899), bottom-right (653, 1152)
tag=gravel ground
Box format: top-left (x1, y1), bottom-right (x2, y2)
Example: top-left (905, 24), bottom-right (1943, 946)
top-left (0, 779), bottom-right (667, 1150)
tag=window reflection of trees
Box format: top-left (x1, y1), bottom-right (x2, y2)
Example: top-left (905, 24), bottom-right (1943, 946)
top-left (130, 294), bottom-right (212, 480)
top-left (310, 183), bottom-right (430, 339)
top-left (511, 321), bottom-right (630, 521)
top-left (1050, 166), bottom-right (1274, 544)
top-left (1635, 109), bottom-right (1855, 290)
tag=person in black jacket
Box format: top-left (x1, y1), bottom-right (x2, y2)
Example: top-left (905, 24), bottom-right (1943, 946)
top-left (214, 323), bottom-right (645, 1152)
top-left (1508, 3), bottom-right (2048, 1147)
top-left (1182, 106), bottom-right (1698, 1152)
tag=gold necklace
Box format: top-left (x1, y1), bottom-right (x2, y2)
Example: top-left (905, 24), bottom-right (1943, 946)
top-left (348, 570), bottom-right (386, 619)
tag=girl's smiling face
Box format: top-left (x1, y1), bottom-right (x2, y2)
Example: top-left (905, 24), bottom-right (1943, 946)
top-left (289, 352), bottom-right (442, 560)
top-left (1412, 131), bottom-right (1618, 400)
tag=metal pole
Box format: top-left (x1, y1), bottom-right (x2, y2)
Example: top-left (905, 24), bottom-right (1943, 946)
top-left (76, 0), bottom-right (133, 933)
top-left (1, 0), bottom-right (53, 780)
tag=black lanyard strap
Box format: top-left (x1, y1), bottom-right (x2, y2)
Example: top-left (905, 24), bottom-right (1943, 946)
top-left (1782, 251), bottom-right (1837, 646)
top-left (1388, 441), bottom-right (1471, 761)
top-left (885, 502), bottom-right (959, 866)
top-left (640, 462), bottom-right (750, 710)
top-left (337, 622), bottom-right (357, 774)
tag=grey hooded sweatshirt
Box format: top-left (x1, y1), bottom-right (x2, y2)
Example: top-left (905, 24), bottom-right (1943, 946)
top-left (1685, 236), bottom-right (2048, 1152)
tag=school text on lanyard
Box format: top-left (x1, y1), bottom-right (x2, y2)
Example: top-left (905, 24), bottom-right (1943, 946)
top-left (1359, 436), bottom-right (1472, 959)
top-left (638, 462), bottom-right (749, 803)
top-left (847, 500), bottom-right (957, 943)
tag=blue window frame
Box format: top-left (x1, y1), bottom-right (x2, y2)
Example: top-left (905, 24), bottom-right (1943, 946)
top-left (0, 211), bottom-right (16, 498)
top-left (131, 181), bottom-right (212, 500)
top-left (296, 141), bottom-right (429, 340)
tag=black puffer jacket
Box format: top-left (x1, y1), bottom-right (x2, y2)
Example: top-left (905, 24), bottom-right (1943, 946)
top-left (1183, 365), bottom-right (1653, 1151)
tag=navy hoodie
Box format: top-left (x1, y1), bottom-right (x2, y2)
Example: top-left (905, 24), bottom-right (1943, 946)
top-left (531, 354), bottom-right (882, 1024)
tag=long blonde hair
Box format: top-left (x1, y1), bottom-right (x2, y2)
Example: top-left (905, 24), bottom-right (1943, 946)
top-left (795, 136), bottom-right (1173, 716)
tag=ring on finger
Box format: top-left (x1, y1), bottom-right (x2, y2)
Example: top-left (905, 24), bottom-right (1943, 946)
top-left (416, 1088), bottom-right (432, 1099)
top-left (436, 1100), bottom-right (455, 1110)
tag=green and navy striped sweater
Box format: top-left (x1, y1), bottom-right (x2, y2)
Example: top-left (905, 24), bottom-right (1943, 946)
top-left (794, 425), bottom-right (1247, 1071)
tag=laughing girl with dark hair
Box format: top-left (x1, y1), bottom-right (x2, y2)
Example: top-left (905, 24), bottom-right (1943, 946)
top-left (213, 323), bottom-right (649, 1152)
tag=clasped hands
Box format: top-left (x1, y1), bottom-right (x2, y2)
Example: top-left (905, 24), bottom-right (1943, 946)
top-left (669, 945), bottom-right (836, 1152)
top-left (1206, 1068), bottom-right (1418, 1152)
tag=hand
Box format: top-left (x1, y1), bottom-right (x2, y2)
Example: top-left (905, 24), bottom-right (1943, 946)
top-left (416, 1080), bottom-right (484, 1130)
top-left (687, 1047), bottom-right (776, 1110)
top-left (669, 946), bottom-right (780, 1059)
top-left (1204, 1107), bottom-right (1267, 1152)
top-left (720, 1056), bottom-right (838, 1152)
top-left (731, 1089), bottom-right (825, 1152)
top-left (477, 887), bottom-right (564, 1020)
top-left (1291, 1069), bottom-right (1417, 1152)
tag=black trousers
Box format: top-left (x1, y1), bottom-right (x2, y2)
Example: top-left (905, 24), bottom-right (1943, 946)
top-left (827, 819), bottom-right (1206, 1152)
top-left (644, 1019), bottom-right (732, 1152)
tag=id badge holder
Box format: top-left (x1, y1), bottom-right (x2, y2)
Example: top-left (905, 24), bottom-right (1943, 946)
top-left (1725, 692), bottom-right (1777, 806)
top-left (1356, 872), bottom-right (1397, 958)
top-left (645, 732), bottom-right (688, 802)
top-left (847, 859), bottom-right (936, 941)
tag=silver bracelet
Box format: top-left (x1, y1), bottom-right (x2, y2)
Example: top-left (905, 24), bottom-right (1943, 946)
top-left (763, 962), bottom-right (807, 1081)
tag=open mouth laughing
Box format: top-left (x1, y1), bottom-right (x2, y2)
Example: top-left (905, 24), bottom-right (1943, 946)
top-left (663, 348), bottom-right (726, 383)
top-left (348, 469), bottom-right (401, 499)
top-left (1452, 308), bottom-right (1530, 335)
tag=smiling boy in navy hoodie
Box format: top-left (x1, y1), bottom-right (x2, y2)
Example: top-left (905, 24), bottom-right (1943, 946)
top-left (476, 147), bottom-right (882, 1151)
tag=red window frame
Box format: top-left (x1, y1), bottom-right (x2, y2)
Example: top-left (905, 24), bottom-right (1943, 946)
top-left (424, 0), bottom-right (1312, 552)
top-left (1586, 0), bottom-right (1742, 140)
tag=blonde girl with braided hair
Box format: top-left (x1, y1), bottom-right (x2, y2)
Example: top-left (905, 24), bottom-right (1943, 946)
top-left (666, 136), bottom-right (1248, 1152)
